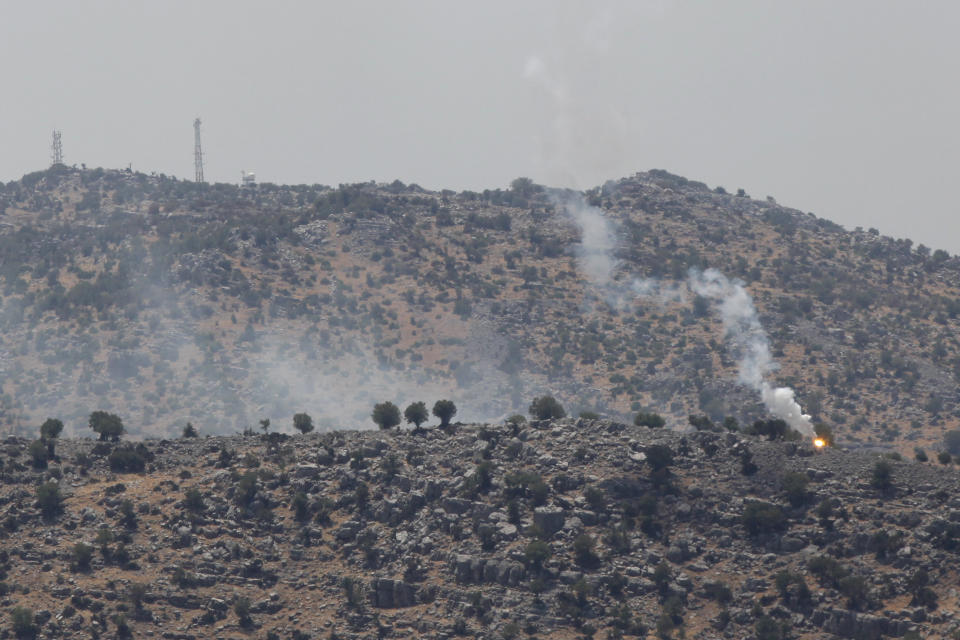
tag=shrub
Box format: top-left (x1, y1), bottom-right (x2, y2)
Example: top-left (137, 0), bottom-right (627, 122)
top-left (113, 614), bottom-right (132, 640)
top-left (72, 542), bottom-right (94, 572)
top-left (749, 418), bottom-right (801, 441)
top-left (583, 486), bottom-right (607, 513)
top-left (292, 491), bottom-right (309, 522)
top-left (807, 555), bottom-right (848, 588)
top-left (572, 534), bottom-right (598, 568)
top-left (28, 439), bottom-right (48, 469)
top-left (235, 471), bottom-right (258, 507)
top-left (293, 413), bottom-right (314, 434)
top-left (938, 451), bottom-right (953, 465)
top-left (462, 461), bottom-right (494, 496)
top-left (10, 606), bottom-right (38, 639)
top-left (871, 459), bottom-right (894, 492)
top-left (702, 580), bottom-right (732, 604)
top-left (504, 471), bottom-right (549, 505)
top-left (645, 445), bottom-right (674, 471)
top-left (118, 499), bottom-right (138, 530)
top-left (755, 615), bottom-right (789, 640)
top-left (506, 414), bottom-right (526, 428)
top-left (371, 401), bottom-right (401, 430)
top-left (774, 570), bottom-right (811, 607)
top-left (234, 596), bottom-right (252, 627)
top-left (127, 583), bottom-right (148, 610)
top-left (524, 540), bottom-right (551, 570)
top-left (108, 445), bottom-right (152, 473)
top-left (652, 561), bottom-right (672, 595)
top-left (36, 482), bottom-right (63, 519)
top-left (742, 501), bottom-right (786, 536)
top-left (944, 429), bottom-right (960, 456)
top-left (529, 395), bottom-right (566, 420)
top-left (839, 575), bottom-right (870, 610)
top-left (688, 414), bottom-right (714, 431)
top-left (184, 488), bottom-right (205, 512)
top-left (781, 471), bottom-right (811, 507)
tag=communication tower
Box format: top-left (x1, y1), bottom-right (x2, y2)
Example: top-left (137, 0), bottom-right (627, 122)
top-left (51, 130), bottom-right (63, 166)
top-left (193, 118), bottom-right (204, 183)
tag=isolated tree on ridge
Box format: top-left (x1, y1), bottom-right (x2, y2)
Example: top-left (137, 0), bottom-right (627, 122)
top-left (432, 400), bottom-right (457, 432)
top-left (372, 402), bottom-right (401, 430)
top-left (89, 411), bottom-right (125, 442)
top-left (293, 413), bottom-right (314, 435)
top-left (404, 402), bottom-right (429, 431)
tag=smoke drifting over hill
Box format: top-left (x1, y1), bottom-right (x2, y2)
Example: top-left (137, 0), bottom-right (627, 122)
top-left (556, 192), bottom-right (814, 436)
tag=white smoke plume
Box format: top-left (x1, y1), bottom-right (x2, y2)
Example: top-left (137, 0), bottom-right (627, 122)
top-left (554, 193), bottom-right (618, 287)
top-left (552, 192), bottom-right (814, 437)
top-left (688, 269), bottom-right (814, 437)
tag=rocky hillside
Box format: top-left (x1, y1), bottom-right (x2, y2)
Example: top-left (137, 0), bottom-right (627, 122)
top-left (3, 166), bottom-right (960, 454)
top-left (1, 419), bottom-right (957, 639)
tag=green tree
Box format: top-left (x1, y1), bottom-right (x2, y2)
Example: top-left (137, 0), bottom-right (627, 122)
top-left (645, 445), bottom-right (674, 471)
top-left (184, 488), bottom-right (205, 512)
top-left (944, 429), bottom-right (960, 456)
top-left (743, 501), bottom-right (786, 535)
top-left (28, 439), bottom-right (49, 469)
top-left (40, 418), bottom-right (64, 440)
top-left (510, 176), bottom-right (537, 197)
top-left (72, 542), bottom-right (94, 572)
top-left (572, 534), bottom-right (599, 568)
top-left (872, 459), bottom-right (894, 492)
top-left (89, 410), bottom-right (125, 441)
top-left (127, 583), bottom-right (148, 611)
top-left (403, 402), bottom-right (429, 430)
top-left (10, 606), bottom-right (37, 640)
top-left (372, 402), bottom-right (401, 430)
top-left (432, 399), bottom-right (457, 430)
top-left (234, 597), bottom-right (252, 627)
top-left (524, 539), bottom-right (551, 570)
top-left (36, 482), bottom-right (63, 519)
top-left (292, 491), bottom-right (309, 522)
top-left (293, 412), bottom-right (314, 434)
top-left (781, 471), bottom-right (811, 507)
top-left (529, 395), bottom-right (566, 420)
top-left (634, 412), bottom-right (665, 428)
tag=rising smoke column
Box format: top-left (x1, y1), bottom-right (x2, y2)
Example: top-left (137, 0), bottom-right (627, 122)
top-left (554, 190), bottom-right (814, 437)
top-left (688, 269), bottom-right (814, 437)
top-left (554, 192), bottom-right (619, 287)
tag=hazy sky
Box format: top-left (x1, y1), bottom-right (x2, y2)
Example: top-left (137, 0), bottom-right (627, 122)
top-left (3, 1), bottom-right (960, 252)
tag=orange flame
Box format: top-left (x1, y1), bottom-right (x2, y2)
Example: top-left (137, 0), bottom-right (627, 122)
top-left (813, 438), bottom-right (825, 448)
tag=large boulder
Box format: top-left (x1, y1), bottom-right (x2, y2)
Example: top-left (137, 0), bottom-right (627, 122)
top-left (534, 506), bottom-right (566, 536)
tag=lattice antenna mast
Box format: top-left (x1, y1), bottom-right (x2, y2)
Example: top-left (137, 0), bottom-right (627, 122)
top-left (51, 130), bottom-right (63, 166)
top-left (193, 117), bottom-right (204, 183)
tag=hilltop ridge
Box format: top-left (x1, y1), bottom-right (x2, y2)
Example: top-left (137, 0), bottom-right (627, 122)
top-left (1, 166), bottom-right (960, 456)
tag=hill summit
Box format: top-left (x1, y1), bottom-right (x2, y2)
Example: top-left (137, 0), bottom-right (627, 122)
top-left (2, 166), bottom-right (960, 456)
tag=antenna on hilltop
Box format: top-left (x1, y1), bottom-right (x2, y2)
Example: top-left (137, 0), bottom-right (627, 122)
top-left (51, 130), bottom-right (64, 166)
top-left (193, 117), bottom-right (204, 183)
